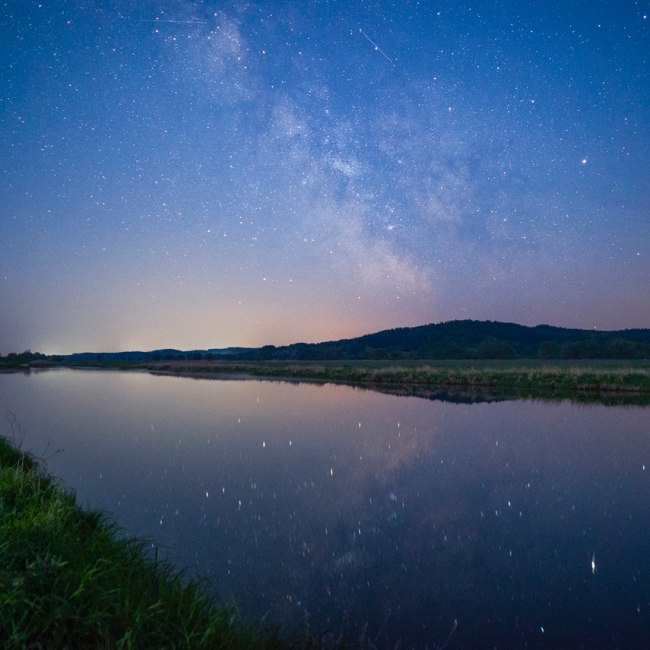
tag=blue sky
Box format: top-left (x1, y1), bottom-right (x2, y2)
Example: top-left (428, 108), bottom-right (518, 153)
top-left (1, 0), bottom-right (648, 353)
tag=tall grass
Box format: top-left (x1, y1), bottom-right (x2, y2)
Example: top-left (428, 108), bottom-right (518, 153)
top-left (145, 360), bottom-right (650, 395)
top-left (0, 436), bottom-right (288, 649)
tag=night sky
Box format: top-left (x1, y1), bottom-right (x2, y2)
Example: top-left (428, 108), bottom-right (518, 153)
top-left (1, 1), bottom-right (648, 354)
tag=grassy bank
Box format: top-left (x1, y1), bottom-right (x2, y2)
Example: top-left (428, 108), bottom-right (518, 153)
top-left (0, 436), bottom-right (287, 649)
top-left (139, 359), bottom-right (650, 396)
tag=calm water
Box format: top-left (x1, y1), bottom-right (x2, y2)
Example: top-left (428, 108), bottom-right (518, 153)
top-left (2, 368), bottom-right (649, 648)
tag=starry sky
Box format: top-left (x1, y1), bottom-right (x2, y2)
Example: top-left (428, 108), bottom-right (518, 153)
top-left (1, 1), bottom-right (649, 354)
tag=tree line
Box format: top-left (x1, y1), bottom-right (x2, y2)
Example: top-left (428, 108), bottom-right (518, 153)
top-left (3, 321), bottom-right (650, 364)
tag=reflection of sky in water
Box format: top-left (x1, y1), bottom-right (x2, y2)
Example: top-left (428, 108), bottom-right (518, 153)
top-left (2, 369), bottom-right (650, 647)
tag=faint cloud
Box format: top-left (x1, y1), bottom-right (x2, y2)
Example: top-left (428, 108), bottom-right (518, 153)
top-left (312, 201), bottom-right (431, 296)
top-left (375, 112), bottom-right (475, 225)
top-left (360, 238), bottom-right (431, 294)
top-left (328, 155), bottom-right (362, 178)
top-left (181, 12), bottom-right (256, 103)
top-left (270, 96), bottom-right (310, 143)
top-left (417, 159), bottom-right (473, 223)
top-left (178, 7), bottom-right (434, 304)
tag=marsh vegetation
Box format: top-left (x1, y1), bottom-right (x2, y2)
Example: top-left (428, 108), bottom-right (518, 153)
top-left (141, 358), bottom-right (650, 399)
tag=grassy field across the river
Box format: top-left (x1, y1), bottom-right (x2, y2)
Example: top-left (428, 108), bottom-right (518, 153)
top-left (138, 358), bottom-right (650, 396)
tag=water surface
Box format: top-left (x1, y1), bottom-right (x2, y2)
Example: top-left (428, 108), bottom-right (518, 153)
top-left (1, 368), bottom-right (649, 648)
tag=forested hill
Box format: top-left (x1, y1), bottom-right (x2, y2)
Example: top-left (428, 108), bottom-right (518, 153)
top-left (240, 320), bottom-right (650, 361)
top-left (5, 320), bottom-right (650, 365)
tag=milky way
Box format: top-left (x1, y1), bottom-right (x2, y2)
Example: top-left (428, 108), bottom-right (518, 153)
top-left (1, 1), bottom-right (648, 353)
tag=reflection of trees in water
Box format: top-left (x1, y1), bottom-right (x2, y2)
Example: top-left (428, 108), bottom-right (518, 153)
top-left (354, 382), bottom-right (650, 407)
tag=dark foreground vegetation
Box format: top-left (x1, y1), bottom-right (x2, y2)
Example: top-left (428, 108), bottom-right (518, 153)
top-left (0, 436), bottom-right (288, 649)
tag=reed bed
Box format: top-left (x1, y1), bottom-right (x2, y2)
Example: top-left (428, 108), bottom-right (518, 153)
top-left (145, 360), bottom-right (650, 394)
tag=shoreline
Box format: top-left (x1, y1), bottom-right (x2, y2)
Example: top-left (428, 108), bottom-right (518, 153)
top-left (141, 359), bottom-right (650, 392)
top-left (0, 435), bottom-right (289, 649)
top-left (35, 358), bottom-right (650, 403)
top-left (11, 359), bottom-right (650, 405)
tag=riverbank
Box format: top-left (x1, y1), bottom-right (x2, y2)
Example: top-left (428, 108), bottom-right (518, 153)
top-left (0, 435), bottom-right (288, 649)
top-left (136, 359), bottom-right (650, 396)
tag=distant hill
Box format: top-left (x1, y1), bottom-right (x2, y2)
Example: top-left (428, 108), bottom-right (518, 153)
top-left (238, 320), bottom-right (650, 361)
top-left (49, 347), bottom-right (253, 364)
top-left (8, 320), bottom-right (650, 365)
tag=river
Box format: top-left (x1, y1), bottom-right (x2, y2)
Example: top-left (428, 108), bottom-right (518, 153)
top-left (1, 368), bottom-right (649, 647)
